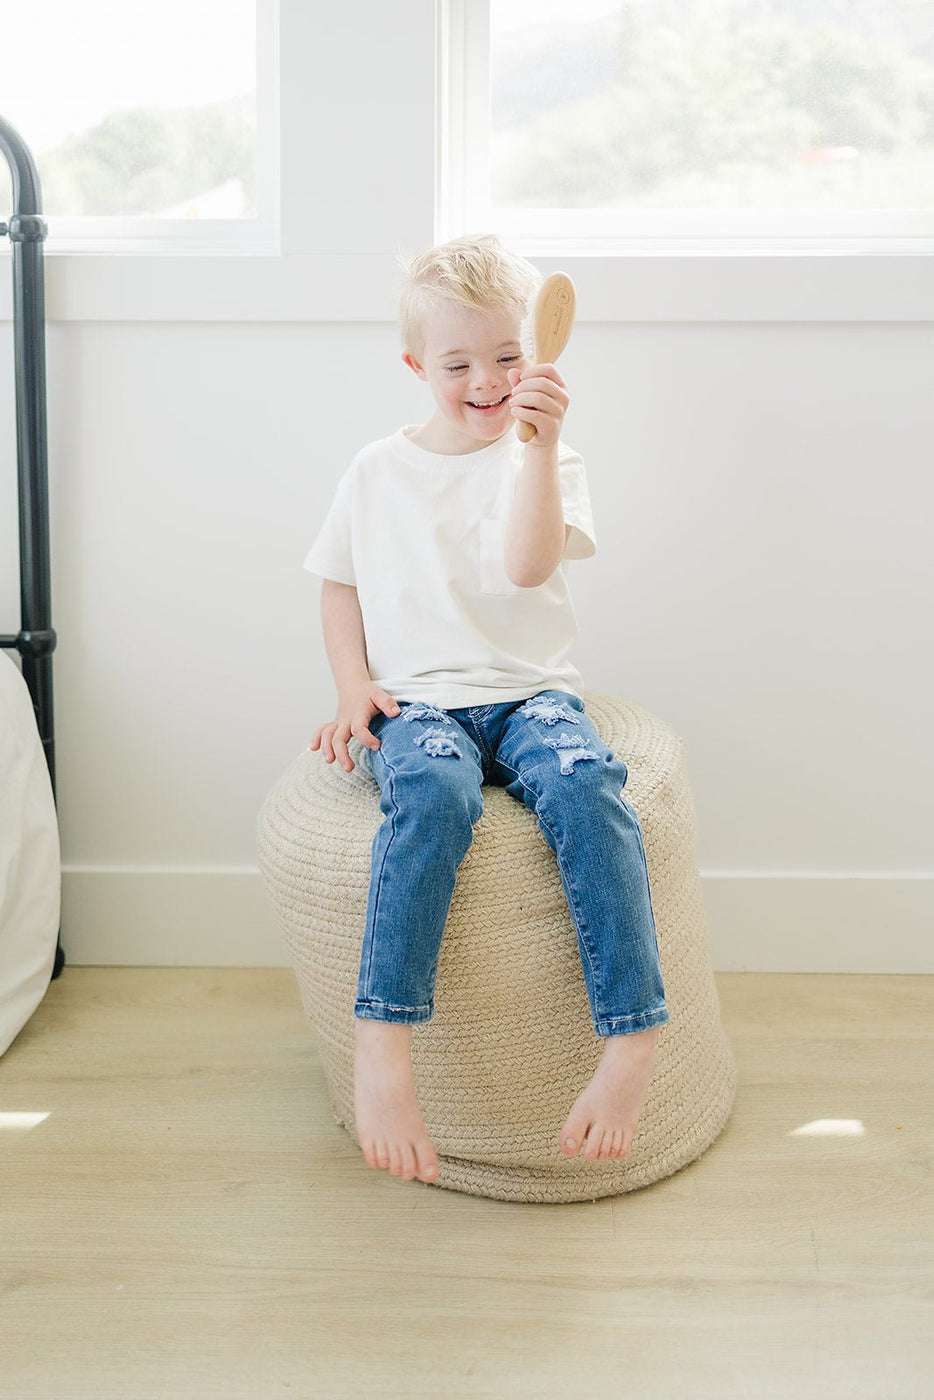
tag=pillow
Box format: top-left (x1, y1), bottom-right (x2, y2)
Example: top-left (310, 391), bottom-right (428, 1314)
top-left (0, 654), bottom-right (60, 1056)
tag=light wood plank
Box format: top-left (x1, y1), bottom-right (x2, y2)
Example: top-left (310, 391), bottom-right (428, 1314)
top-left (1, 969), bottom-right (930, 1400)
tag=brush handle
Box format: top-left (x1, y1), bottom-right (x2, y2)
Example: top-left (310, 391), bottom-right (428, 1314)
top-left (516, 271), bottom-right (577, 443)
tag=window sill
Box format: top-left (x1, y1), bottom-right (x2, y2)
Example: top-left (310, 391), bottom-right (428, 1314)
top-left (0, 249), bottom-right (931, 323)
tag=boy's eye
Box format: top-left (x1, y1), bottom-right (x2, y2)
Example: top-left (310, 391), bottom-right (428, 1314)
top-left (442, 358), bottom-right (523, 380)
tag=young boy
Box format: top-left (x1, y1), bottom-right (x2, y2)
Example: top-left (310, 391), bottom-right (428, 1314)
top-left (307, 234), bottom-right (669, 1186)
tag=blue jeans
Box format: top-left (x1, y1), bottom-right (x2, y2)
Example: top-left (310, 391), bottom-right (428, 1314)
top-left (356, 690), bottom-right (669, 1038)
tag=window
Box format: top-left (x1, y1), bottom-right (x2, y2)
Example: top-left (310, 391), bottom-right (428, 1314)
top-left (0, 0), bottom-right (278, 252)
top-left (440, 0), bottom-right (934, 253)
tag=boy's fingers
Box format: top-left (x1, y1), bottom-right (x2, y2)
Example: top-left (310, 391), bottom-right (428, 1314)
top-left (511, 395), bottom-right (562, 424)
top-left (311, 721), bottom-right (337, 751)
top-left (314, 695), bottom-right (400, 766)
top-left (511, 377), bottom-right (568, 401)
top-left (520, 363), bottom-right (566, 387)
top-left (312, 721), bottom-right (340, 757)
top-left (511, 390), bottom-right (556, 411)
top-left (333, 733), bottom-right (353, 772)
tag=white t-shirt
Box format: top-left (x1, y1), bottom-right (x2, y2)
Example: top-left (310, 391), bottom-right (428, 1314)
top-left (304, 426), bottom-right (597, 708)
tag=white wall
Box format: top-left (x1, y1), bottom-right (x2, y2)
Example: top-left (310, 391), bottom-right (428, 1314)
top-left (1, 2), bottom-right (931, 971)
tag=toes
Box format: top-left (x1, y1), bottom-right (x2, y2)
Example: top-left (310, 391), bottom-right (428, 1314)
top-left (584, 1127), bottom-right (607, 1160)
top-left (398, 1142), bottom-right (417, 1181)
top-left (562, 1116), bottom-right (639, 1162)
top-left (364, 1136), bottom-right (437, 1181)
top-left (608, 1128), bottom-right (633, 1159)
top-left (560, 1114), bottom-right (591, 1157)
top-left (416, 1143), bottom-right (440, 1183)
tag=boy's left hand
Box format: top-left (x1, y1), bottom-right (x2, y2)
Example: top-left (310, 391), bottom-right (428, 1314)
top-left (507, 364), bottom-right (569, 450)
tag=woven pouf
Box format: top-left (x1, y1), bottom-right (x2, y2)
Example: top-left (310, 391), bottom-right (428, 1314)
top-left (257, 691), bottom-right (737, 1203)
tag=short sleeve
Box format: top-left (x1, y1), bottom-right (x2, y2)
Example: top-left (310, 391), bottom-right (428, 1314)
top-left (303, 464), bottom-right (356, 585)
top-left (558, 446), bottom-right (597, 560)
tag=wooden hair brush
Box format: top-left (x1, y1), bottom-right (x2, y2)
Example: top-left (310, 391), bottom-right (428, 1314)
top-left (516, 271), bottom-right (577, 443)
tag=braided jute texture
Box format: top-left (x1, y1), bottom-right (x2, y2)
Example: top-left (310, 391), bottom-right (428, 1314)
top-left (257, 691), bottom-right (737, 1203)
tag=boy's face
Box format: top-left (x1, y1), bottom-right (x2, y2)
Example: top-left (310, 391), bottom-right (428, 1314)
top-left (403, 302), bottom-right (528, 454)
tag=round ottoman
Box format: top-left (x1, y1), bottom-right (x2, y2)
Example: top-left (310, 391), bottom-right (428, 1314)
top-left (257, 691), bottom-right (737, 1203)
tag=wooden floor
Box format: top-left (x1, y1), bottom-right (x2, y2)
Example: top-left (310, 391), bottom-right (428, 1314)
top-left (2, 969), bottom-right (931, 1400)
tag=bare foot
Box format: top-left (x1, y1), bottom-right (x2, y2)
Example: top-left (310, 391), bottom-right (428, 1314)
top-left (353, 1020), bottom-right (441, 1183)
top-left (559, 1025), bottom-right (661, 1161)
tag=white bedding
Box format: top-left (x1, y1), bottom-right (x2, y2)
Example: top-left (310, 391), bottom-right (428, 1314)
top-left (0, 653), bottom-right (60, 1056)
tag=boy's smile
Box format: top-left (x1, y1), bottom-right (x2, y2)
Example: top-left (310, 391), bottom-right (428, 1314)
top-left (402, 303), bottom-right (528, 455)
top-left (465, 390), bottom-right (510, 416)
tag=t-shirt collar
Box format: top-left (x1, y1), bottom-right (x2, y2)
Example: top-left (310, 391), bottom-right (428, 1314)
top-left (392, 425), bottom-right (517, 469)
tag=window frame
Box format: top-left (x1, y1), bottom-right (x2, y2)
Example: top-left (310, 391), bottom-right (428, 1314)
top-left (438, 0), bottom-right (934, 257)
top-left (3, 0), bottom-right (280, 256)
top-left (0, 0), bottom-right (931, 326)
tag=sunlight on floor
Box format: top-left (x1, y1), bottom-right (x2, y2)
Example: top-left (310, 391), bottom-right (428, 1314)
top-left (0, 1111), bottom-right (50, 1131)
top-left (789, 1118), bottom-right (866, 1136)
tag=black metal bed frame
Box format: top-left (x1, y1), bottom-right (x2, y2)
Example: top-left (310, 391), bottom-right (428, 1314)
top-left (1, 113), bottom-right (64, 977)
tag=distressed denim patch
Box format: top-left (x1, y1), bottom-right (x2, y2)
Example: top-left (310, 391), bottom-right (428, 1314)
top-left (543, 731), bottom-right (601, 775)
top-left (402, 703), bottom-right (451, 725)
top-left (413, 727), bottom-right (462, 758)
top-left (518, 696), bottom-right (581, 727)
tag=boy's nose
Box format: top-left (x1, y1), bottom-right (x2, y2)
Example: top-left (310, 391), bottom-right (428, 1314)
top-left (471, 366), bottom-right (502, 390)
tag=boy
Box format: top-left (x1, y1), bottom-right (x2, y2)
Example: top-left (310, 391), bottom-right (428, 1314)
top-left (307, 235), bottom-right (669, 1185)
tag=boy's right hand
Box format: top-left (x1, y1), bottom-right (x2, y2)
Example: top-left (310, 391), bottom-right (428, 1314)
top-left (309, 685), bottom-right (401, 773)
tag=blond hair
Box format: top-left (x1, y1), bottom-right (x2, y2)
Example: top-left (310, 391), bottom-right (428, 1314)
top-left (398, 234), bottom-right (541, 358)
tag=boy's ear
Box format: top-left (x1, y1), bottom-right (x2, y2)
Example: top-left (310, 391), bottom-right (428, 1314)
top-left (402, 350), bottom-right (428, 381)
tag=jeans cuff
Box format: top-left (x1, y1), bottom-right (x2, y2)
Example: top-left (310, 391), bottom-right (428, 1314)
top-left (354, 999), bottom-right (433, 1025)
top-left (594, 1006), bottom-right (670, 1036)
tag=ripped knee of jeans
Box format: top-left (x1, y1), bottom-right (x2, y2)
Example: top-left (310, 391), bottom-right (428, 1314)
top-left (413, 727), bottom-right (462, 758)
top-left (542, 731), bottom-right (601, 775)
top-left (518, 696), bottom-right (582, 727)
top-left (401, 702), bottom-right (451, 725)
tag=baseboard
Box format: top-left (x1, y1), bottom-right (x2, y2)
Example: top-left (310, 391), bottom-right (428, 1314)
top-left (60, 867), bottom-right (934, 972)
top-left (61, 867), bottom-right (288, 967)
top-left (702, 871), bottom-right (934, 973)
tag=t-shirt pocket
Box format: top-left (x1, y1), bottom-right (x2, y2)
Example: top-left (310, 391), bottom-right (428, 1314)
top-left (478, 518), bottom-right (520, 596)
